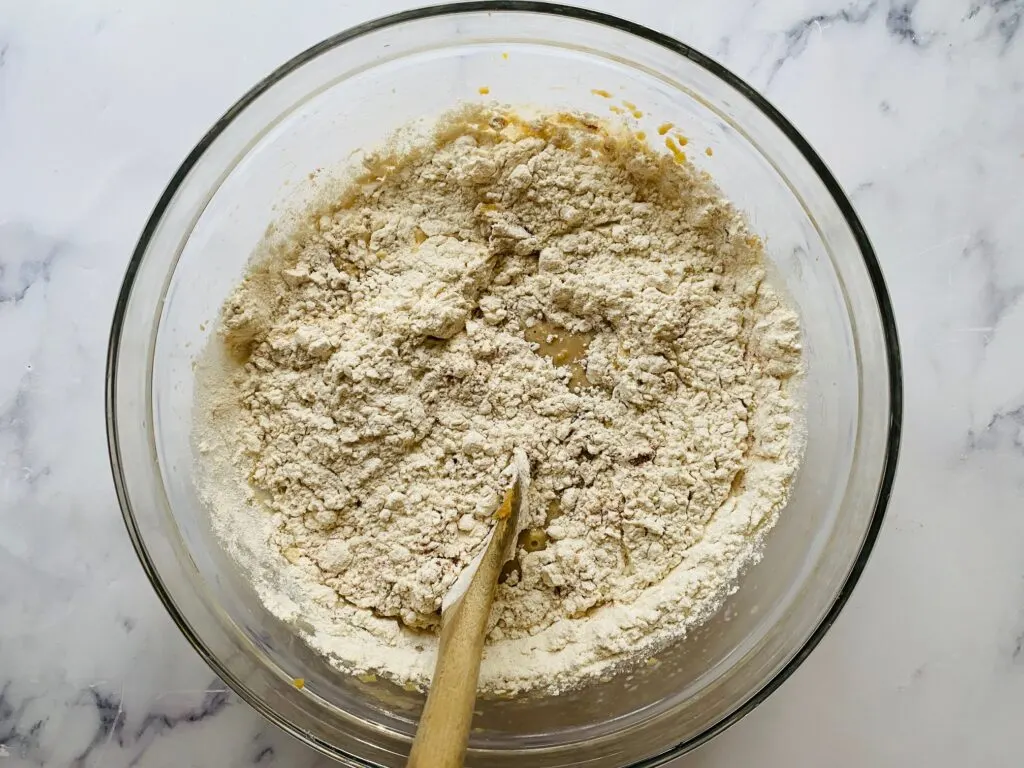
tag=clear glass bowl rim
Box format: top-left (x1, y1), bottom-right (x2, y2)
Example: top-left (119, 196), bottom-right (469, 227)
top-left (105, 2), bottom-right (904, 765)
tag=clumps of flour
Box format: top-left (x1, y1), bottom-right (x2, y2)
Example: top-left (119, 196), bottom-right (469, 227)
top-left (194, 105), bottom-right (804, 695)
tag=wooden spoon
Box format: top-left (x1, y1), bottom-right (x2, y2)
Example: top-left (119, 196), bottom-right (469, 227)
top-left (407, 455), bottom-right (528, 768)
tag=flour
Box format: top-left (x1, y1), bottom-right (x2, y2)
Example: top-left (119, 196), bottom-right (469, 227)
top-left (194, 105), bottom-right (804, 695)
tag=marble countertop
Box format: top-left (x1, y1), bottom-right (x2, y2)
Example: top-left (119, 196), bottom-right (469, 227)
top-left (2, 0), bottom-right (1023, 765)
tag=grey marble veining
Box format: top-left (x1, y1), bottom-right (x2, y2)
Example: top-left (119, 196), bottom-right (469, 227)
top-left (1, 0), bottom-right (1023, 766)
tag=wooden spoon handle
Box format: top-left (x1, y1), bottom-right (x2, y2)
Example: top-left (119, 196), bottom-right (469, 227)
top-left (406, 593), bottom-right (494, 767)
top-left (407, 491), bottom-right (519, 768)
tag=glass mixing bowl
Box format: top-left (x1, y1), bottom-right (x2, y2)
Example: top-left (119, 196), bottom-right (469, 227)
top-left (106, 3), bottom-right (902, 766)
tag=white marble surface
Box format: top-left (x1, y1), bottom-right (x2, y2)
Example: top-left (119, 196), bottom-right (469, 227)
top-left (1, 0), bottom-right (1023, 765)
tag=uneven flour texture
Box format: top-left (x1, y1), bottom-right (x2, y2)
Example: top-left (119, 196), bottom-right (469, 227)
top-left (194, 105), bottom-right (804, 695)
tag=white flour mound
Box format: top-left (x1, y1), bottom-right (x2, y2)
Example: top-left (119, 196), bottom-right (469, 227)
top-left (194, 105), bottom-right (804, 695)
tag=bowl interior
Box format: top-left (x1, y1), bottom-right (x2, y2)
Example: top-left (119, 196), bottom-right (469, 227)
top-left (112, 6), bottom-right (897, 767)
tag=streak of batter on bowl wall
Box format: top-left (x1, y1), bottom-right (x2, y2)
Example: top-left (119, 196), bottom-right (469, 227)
top-left (193, 103), bottom-right (805, 697)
